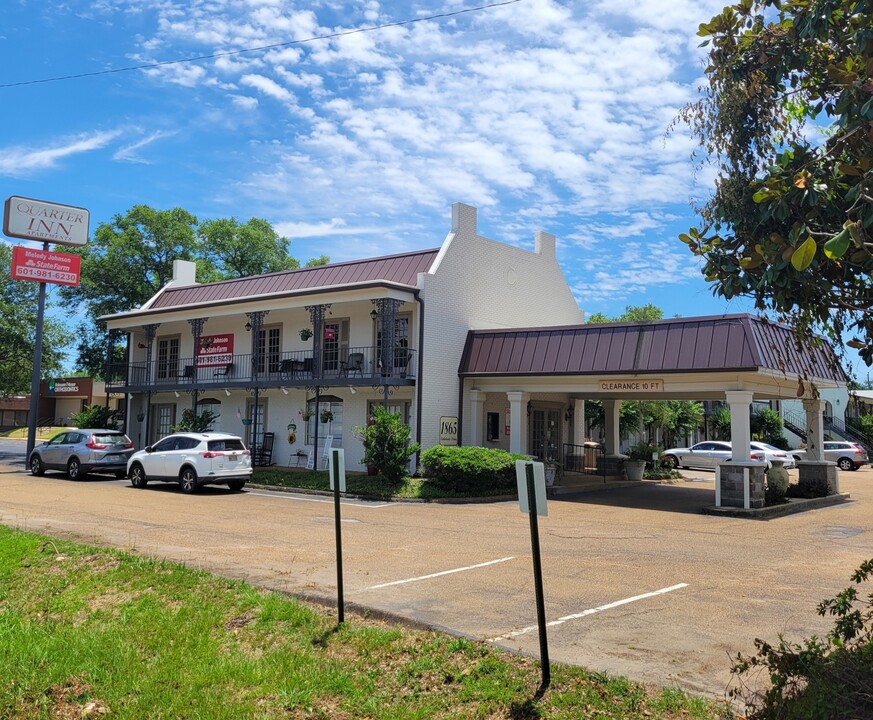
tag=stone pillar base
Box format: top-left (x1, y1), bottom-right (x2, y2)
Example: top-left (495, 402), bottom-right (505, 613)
top-left (797, 461), bottom-right (839, 495)
top-left (717, 462), bottom-right (766, 508)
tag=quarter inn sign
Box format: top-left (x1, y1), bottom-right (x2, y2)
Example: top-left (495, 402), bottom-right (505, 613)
top-left (4, 196), bottom-right (90, 247)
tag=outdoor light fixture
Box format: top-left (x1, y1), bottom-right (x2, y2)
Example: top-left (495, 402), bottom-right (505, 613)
top-left (224, 389), bottom-right (231, 397)
top-left (565, 405), bottom-right (573, 422)
top-left (245, 321), bottom-right (252, 332)
top-left (281, 387), bottom-right (289, 395)
top-left (174, 391), bottom-right (180, 398)
top-left (527, 400), bottom-right (532, 417)
top-left (370, 308), bottom-right (378, 321)
top-left (348, 386), bottom-right (356, 394)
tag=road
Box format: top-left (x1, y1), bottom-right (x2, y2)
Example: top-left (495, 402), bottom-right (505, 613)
top-left (2, 454), bottom-right (872, 699)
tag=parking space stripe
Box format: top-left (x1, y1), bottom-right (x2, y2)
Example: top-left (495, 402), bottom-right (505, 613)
top-left (489, 583), bottom-right (689, 641)
top-left (246, 491), bottom-right (393, 508)
top-left (367, 557), bottom-right (516, 590)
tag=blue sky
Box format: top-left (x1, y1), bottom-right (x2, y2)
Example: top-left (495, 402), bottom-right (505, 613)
top-left (5, 0), bottom-right (861, 375)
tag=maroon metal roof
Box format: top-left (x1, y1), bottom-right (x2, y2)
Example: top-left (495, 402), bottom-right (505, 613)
top-left (149, 248), bottom-right (440, 310)
top-left (460, 314), bottom-right (846, 383)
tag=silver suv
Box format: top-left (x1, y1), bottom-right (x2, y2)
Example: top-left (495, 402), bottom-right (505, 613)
top-left (29, 429), bottom-right (135, 480)
top-left (127, 432), bottom-right (252, 493)
top-left (792, 441), bottom-right (869, 471)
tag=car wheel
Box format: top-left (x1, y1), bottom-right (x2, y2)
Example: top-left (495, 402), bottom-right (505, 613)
top-left (663, 454), bottom-right (679, 469)
top-left (129, 464), bottom-right (148, 488)
top-left (67, 458), bottom-right (83, 480)
top-left (179, 467), bottom-right (199, 494)
top-left (837, 457), bottom-right (856, 471)
top-left (29, 454), bottom-right (45, 476)
top-left (227, 480), bottom-right (246, 491)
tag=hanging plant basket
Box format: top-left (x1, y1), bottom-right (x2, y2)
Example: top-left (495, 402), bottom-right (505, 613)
top-left (320, 410), bottom-right (334, 423)
top-left (299, 328), bottom-right (313, 341)
top-left (241, 418), bottom-right (253, 426)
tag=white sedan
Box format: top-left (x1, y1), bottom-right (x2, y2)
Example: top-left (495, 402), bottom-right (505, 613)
top-left (663, 441), bottom-right (794, 470)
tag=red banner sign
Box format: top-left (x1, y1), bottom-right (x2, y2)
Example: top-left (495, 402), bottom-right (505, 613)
top-left (10, 245), bottom-right (81, 286)
top-left (197, 334), bottom-right (234, 367)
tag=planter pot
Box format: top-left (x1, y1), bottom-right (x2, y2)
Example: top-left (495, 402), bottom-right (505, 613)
top-left (624, 460), bottom-right (646, 481)
top-left (545, 465), bottom-right (557, 486)
top-left (766, 459), bottom-right (790, 501)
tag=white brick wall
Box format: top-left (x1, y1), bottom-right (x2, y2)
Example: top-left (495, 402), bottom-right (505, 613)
top-left (418, 203), bottom-right (584, 450)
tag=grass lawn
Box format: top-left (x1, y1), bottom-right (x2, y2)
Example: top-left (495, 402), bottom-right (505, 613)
top-left (0, 526), bottom-right (733, 719)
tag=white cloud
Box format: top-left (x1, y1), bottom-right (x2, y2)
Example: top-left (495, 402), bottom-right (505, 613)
top-left (0, 130), bottom-right (122, 177)
top-left (240, 73), bottom-right (294, 103)
top-left (113, 130), bottom-right (175, 163)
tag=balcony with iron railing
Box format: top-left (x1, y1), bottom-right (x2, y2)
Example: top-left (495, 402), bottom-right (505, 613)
top-left (106, 345), bottom-right (416, 393)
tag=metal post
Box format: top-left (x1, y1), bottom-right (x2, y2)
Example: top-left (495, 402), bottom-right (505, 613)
top-left (526, 462), bottom-right (550, 691)
top-left (331, 448), bottom-right (345, 624)
top-left (25, 241), bottom-right (49, 460)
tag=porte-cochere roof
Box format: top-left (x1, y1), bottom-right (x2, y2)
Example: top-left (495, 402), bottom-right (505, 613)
top-left (459, 314), bottom-right (846, 384)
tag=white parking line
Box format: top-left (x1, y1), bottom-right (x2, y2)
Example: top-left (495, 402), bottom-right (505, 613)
top-left (367, 557), bottom-right (516, 590)
top-left (246, 491), bottom-right (393, 509)
top-left (489, 583), bottom-right (689, 641)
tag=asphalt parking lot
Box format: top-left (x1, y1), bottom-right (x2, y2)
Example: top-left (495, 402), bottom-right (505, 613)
top-left (1, 450), bottom-right (872, 699)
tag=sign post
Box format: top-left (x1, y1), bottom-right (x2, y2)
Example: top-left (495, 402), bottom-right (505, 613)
top-left (515, 460), bottom-right (551, 691)
top-left (328, 448), bottom-right (347, 624)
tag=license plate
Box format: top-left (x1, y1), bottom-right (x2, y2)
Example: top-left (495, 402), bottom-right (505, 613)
top-left (228, 454), bottom-right (238, 461)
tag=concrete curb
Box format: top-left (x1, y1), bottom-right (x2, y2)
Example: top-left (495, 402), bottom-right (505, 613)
top-left (701, 492), bottom-right (851, 519)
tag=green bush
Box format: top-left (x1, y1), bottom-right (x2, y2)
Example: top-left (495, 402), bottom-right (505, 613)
top-left (420, 446), bottom-right (530, 493)
top-left (752, 407), bottom-right (787, 447)
top-left (731, 559), bottom-right (873, 719)
top-left (173, 408), bottom-right (218, 432)
top-left (68, 404), bottom-right (119, 429)
top-left (354, 405), bottom-right (419, 484)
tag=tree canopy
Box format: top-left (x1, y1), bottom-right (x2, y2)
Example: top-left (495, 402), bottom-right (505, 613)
top-left (58, 205), bottom-right (327, 375)
top-left (586, 303), bottom-right (665, 324)
top-left (680, 0), bottom-right (873, 365)
top-left (0, 244), bottom-right (72, 396)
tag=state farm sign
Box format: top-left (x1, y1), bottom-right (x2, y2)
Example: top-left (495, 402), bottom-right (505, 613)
top-left (11, 245), bottom-right (81, 287)
top-left (4, 196), bottom-right (90, 247)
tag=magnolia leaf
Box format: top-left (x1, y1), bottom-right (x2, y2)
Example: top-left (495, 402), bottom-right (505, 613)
top-left (823, 228), bottom-right (850, 259)
top-left (839, 163), bottom-right (861, 176)
top-left (781, 246), bottom-right (795, 262)
top-left (740, 256), bottom-right (764, 269)
top-left (847, 339), bottom-right (867, 349)
top-left (793, 174), bottom-right (807, 189)
top-left (752, 190), bottom-right (770, 203)
top-left (678, 233), bottom-right (693, 244)
top-left (790, 236), bottom-right (816, 271)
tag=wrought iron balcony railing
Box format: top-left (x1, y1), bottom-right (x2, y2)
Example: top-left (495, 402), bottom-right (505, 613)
top-left (106, 346), bottom-right (416, 392)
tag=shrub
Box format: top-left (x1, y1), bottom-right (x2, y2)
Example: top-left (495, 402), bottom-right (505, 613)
top-left (354, 405), bottom-right (419, 484)
top-left (68, 404), bottom-right (119, 429)
top-left (730, 559), bottom-right (873, 719)
top-left (752, 407), bottom-right (787, 447)
top-left (173, 408), bottom-right (218, 432)
top-left (420, 446), bottom-right (530, 493)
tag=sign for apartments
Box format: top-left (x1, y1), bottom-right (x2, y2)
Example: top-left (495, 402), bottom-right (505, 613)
top-left (598, 378), bottom-right (665, 392)
top-left (4, 196), bottom-right (90, 247)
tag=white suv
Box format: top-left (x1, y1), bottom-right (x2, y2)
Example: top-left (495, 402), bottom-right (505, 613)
top-left (127, 432), bottom-right (252, 493)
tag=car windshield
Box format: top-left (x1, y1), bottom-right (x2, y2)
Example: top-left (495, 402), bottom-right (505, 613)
top-left (93, 434), bottom-right (131, 445)
top-left (207, 439), bottom-right (245, 452)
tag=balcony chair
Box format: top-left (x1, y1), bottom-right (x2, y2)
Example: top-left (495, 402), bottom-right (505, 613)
top-left (213, 363), bottom-right (234, 378)
top-left (340, 352), bottom-right (365, 378)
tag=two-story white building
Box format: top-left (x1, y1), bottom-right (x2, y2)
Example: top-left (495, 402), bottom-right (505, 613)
top-left (103, 201), bottom-right (849, 508)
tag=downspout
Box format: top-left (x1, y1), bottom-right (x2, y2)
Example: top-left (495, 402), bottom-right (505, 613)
top-left (414, 291), bottom-right (425, 464)
top-left (457, 373), bottom-right (464, 447)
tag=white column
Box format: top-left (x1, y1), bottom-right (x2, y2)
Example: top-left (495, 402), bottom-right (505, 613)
top-left (507, 391), bottom-right (530, 455)
top-left (603, 399), bottom-right (621, 455)
top-left (573, 398), bottom-right (585, 444)
top-left (725, 390), bottom-right (754, 462)
top-left (802, 398), bottom-right (827, 461)
top-left (466, 389), bottom-right (485, 446)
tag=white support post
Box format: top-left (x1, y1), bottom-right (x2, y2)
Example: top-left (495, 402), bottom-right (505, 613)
top-left (603, 399), bottom-right (621, 455)
top-left (715, 465), bottom-right (722, 507)
top-left (725, 390), bottom-right (755, 462)
top-left (507, 391), bottom-right (530, 455)
top-left (466, 389), bottom-right (485, 446)
top-left (802, 398), bottom-right (826, 461)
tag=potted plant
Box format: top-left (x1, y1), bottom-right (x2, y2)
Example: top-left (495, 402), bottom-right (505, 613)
top-left (623, 442), bottom-right (653, 481)
top-left (544, 459), bottom-right (562, 486)
top-left (300, 407), bottom-right (314, 421)
top-left (320, 409), bottom-right (334, 424)
top-left (299, 328), bottom-right (313, 341)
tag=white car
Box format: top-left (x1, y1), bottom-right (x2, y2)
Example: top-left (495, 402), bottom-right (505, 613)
top-left (663, 440), bottom-right (794, 470)
top-left (792, 441), bottom-right (869, 471)
top-left (127, 432), bottom-right (252, 493)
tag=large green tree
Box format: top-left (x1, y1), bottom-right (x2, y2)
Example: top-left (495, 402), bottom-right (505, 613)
top-left (0, 244), bottom-right (72, 396)
top-left (60, 205), bottom-right (327, 376)
top-left (586, 303), bottom-right (665, 324)
top-left (679, 0), bottom-right (873, 364)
